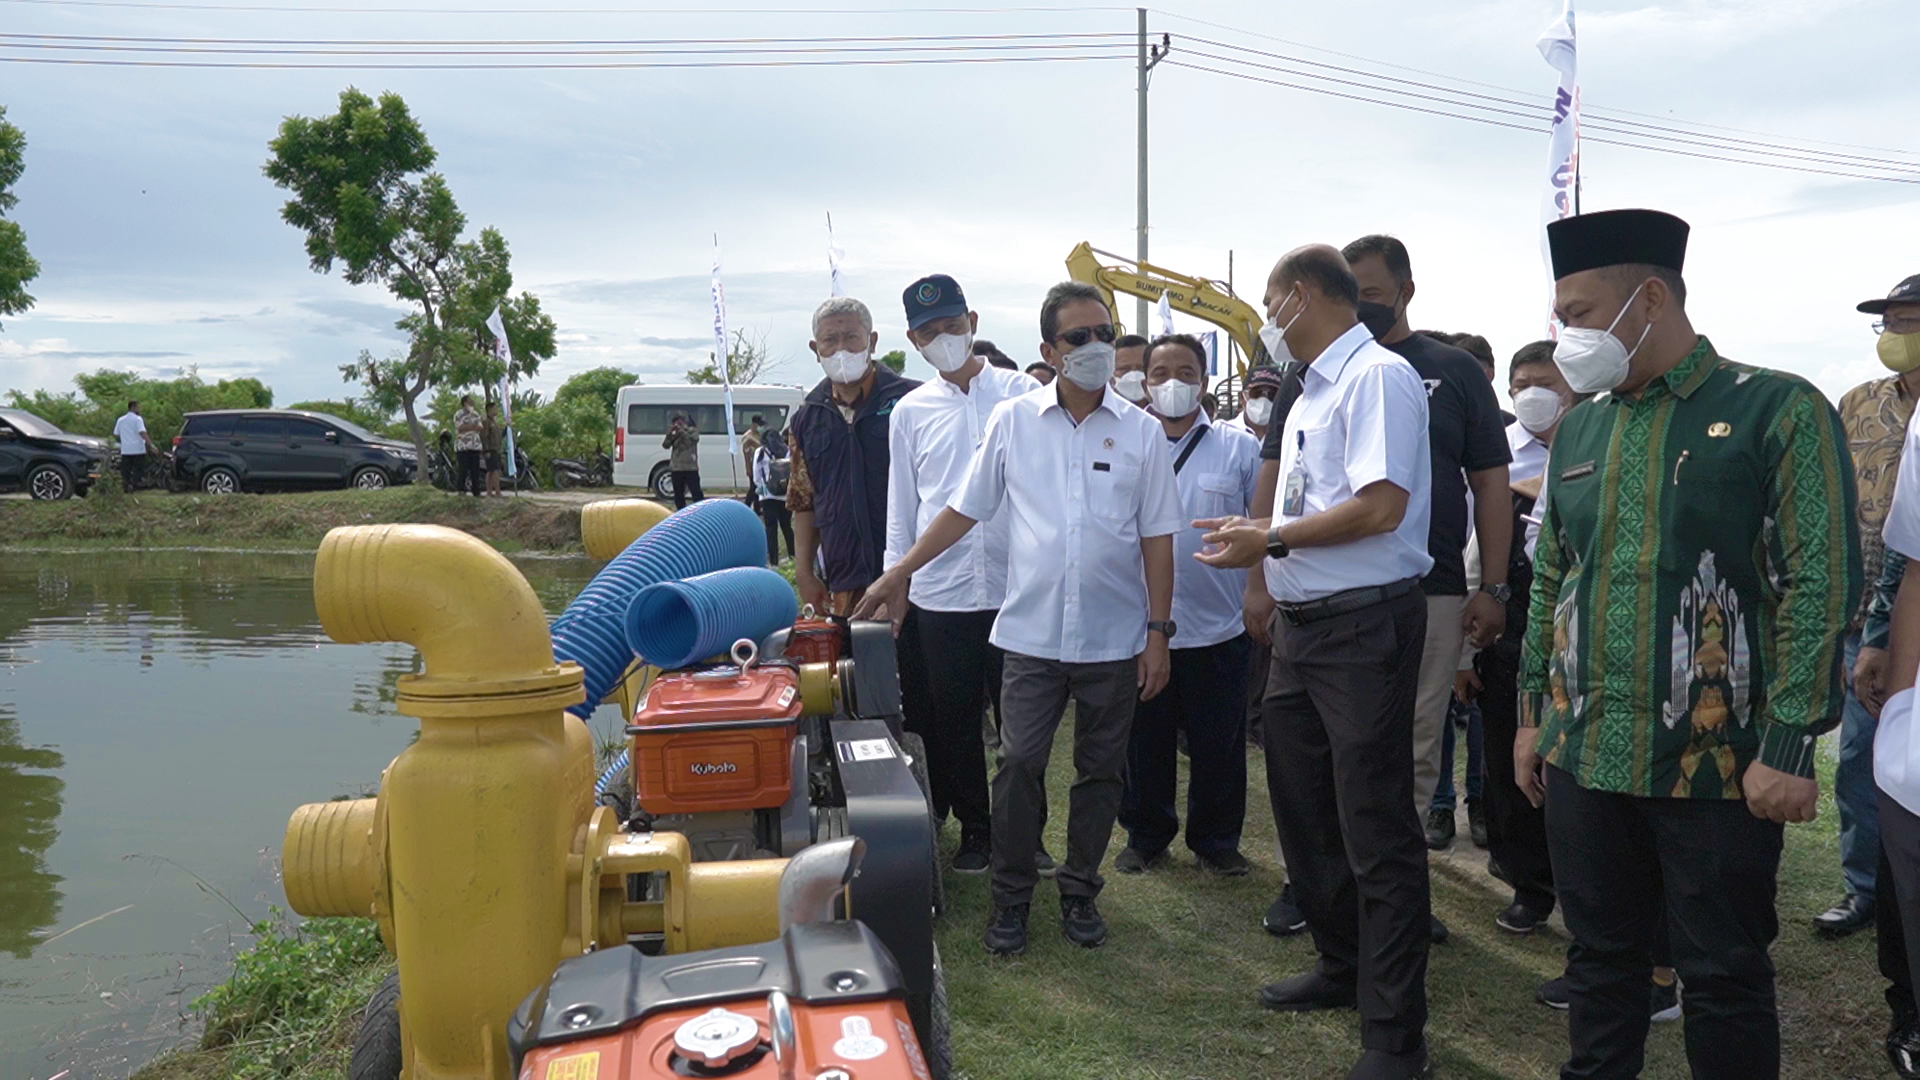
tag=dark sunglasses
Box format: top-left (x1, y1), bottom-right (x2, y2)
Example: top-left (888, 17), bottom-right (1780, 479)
top-left (1055, 324), bottom-right (1117, 348)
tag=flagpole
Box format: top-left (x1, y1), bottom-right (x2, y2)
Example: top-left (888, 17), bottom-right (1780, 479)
top-left (712, 235), bottom-right (740, 496)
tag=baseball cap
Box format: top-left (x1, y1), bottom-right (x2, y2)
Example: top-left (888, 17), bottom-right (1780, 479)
top-left (903, 274), bottom-right (969, 330)
top-left (1245, 365), bottom-right (1285, 392)
top-left (1859, 274), bottom-right (1920, 315)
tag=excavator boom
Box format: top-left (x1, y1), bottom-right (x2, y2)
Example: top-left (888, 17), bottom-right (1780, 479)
top-left (1065, 241), bottom-right (1271, 378)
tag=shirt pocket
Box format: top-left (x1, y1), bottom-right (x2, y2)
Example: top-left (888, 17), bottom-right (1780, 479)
top-left (1195, 470), bottom-right (1244, 518)
top-left (1089, 460), bottom-right (1141, 521)
top-left (1297, 422), bottom-right (1345, 506)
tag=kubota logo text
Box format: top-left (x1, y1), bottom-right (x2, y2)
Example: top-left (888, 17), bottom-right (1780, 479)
top-left (690, 762), bottom-right (738, 776)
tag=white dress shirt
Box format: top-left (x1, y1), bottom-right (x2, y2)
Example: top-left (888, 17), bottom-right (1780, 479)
top-left (1507, 420), bottom-right (1549, 484)
top-left (1877, 416), bottom-right (1920, 816)
top-left (951, 385), bottom-right (1184, 663)
top-left (885, 365), bottom-right (1040, 612)
top-left (1162, 412), bottom-right (1263, 649)
top-left (1264, 323), bottom-right (1434, 604)
top-left (113, 411), bottom-right (148, 455)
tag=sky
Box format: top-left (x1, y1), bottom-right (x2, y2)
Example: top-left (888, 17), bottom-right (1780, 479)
top-left (0, 0), bottom-right (1916, 414)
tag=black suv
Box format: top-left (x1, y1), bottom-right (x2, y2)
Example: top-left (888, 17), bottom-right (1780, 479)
top-left (0, 407), bottom-right (111, 500)
top-left (172, 409), bottom-right (417, 494)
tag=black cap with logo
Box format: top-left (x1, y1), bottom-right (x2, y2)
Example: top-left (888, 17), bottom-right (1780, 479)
top-left (1859, 275), bottom-right (1920, 315)
top-left (902, 274), bottom-right (969, 330)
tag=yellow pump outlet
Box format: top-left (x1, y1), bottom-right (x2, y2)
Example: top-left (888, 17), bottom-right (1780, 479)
top-left (289, 523), bottom-right (588, 1080)
top-left (580, 497), bottom-right (671, 561)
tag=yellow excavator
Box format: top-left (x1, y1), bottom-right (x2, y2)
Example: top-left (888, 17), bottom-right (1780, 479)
top-left (1065, 241), bottom-right (1273, 388)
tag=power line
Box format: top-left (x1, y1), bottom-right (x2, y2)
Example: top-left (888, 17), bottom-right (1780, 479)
top-left (0, 29), bottom-right (1130, 44)
top-left (0, 50), bottom-right (1130, 69)
top-left (0, 0), bottom-right (1128, 11)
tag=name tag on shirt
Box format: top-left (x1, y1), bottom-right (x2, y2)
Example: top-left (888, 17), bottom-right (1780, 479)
top-left (1281, 430), bottom-right (1307, 517)
top-left (1092, 461), bottom-right (1112, 472)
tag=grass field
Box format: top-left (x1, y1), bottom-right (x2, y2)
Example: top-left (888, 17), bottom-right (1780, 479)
top-left (135, 732), bottom-right (1891, 1079)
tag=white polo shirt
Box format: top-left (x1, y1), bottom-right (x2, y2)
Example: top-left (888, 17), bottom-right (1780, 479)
top-left (884, 364), bottom-right (1041, 612)
top-left (1162, 412), bottom-right (1263, 649)
top-left (1507, 420), bottom-right (1549, 484)
top-left (113, 411), bottom-right (148, 455)
top-left (950, 385), bottom-right (1184, 663)
top-left (1878, 414), bottom-right (1920, 817)
top-left (1263, 323), bottom-right (1434, 604)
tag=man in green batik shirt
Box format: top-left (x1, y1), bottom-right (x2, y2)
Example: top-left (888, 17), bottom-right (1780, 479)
top-left (1517, 209), bottom-right (1861, 1080)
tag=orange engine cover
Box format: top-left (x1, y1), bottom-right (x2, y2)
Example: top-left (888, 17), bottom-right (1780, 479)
top-left (517, 996), bottom-right (929, 1080)
top-left (629, 665), bottom-right (802, 814)
top-left (783, 617), bottom-right (844, 666)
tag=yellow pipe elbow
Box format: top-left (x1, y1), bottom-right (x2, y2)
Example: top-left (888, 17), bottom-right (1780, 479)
top-left (580, 498), bottom-right (671, 561)
top-left (313, 524), bottom-right (583, 715)
top-left (283, 797), bottom-right (379, 918)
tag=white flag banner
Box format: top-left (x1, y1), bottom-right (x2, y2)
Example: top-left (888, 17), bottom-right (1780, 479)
top-left (712, 238), bottom-right (739, 457)
top-left (1538, 0), bottom-right (1580, 280)
top-left (1157, 291), bottom-right (1175, 336)
top-left (827, 212), bottom-right (847, 298)
top-left (485, 305), bottom-right (517, 478)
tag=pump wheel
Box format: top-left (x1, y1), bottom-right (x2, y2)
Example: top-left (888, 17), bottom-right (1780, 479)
top-left (349, 971), bottom-right (402, 1080)
top-left (899, 732), bottom-right (943, 917)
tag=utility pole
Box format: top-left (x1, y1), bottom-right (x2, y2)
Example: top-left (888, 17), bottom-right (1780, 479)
top-left (1135, 9), bottom-right (1168, 333)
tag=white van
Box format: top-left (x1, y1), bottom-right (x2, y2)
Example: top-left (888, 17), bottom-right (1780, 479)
top-left (612, 383), bottom-right (808, 498)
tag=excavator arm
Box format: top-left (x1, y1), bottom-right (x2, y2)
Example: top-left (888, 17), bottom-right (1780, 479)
top-left (1065, 241), bottom-right (1271, 378)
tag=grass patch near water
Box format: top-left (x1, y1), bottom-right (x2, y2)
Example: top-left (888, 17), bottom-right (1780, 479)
top-left (1, 486), bottom-right (586, 552)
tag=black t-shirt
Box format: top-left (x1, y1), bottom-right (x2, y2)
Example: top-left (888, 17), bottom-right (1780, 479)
top-left (1259, 334), bottom-right (1510, 595)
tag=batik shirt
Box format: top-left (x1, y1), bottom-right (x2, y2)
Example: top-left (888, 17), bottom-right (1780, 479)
top-left (1838, 374), bottom-right (1914, 633)
top-left (1520, 338), bottom-right (1861, 798)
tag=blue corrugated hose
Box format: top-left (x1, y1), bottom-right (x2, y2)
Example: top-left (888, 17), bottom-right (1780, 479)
top-left (549, 498), bottom-right (766, 716)
top-left (623, 567), bottom-right (800, 671)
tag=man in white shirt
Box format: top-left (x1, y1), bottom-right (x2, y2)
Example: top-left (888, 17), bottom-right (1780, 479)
top-left (1198, 245), bottom-right (1435, 1080)
top-left (1115, 334), bottom-right (1262, 876)
top-left (1221, 363), bottom-right (1283, 444)
top-left (859, 280), bottom-right (1180, 957)
top-left (885, 274), bottom-right (1040, 876)
top-left (113, 399), bottom-right (155, 491)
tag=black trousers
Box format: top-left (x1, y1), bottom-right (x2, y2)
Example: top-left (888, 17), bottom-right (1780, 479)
top-left (1880, 789), bottom-right (1920, 1019)
top-left (1476, 641), bottom-right (1556, 913)
top-left (992, 654), bottom-right (1136, 906)
top-left (671, 469), bottom-right (704, 509)
top-left (456, 449), bottom-right (483, 496)
top-left (1263, 588), bottom-right (1429, 1055)
top-left (1544, 764), bottom-right (1783, 1080)
top-left (898, 606), bottom-right (999, 845)
top-left (1121, 634), bottom-right (1250, 858)
top-left (758, 499), bottom-right (794, 564)
top-left (118, 452), bottom-right (145, 491)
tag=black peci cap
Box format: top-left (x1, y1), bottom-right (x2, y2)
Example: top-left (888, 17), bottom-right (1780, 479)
top-left (903, 274), bottom-right (969, 330)
top-left (1859, 274), bottom-right (1920, 315)
top-left (1547, 209), bottom-right (1690, 280)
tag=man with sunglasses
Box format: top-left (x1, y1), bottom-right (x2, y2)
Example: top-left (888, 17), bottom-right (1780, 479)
top-left (858, 280), bottom-right (1181, 957)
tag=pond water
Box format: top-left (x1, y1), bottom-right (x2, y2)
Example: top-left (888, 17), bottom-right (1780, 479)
top-left (0, 549), bottom-right (616, 1079)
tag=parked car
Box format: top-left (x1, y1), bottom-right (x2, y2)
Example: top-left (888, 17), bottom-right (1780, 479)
top-left (611, 384), bottom-right (804, 499)
top-left (0, 407), bottom-right (110, 500)
top-left (171, 409), bottom-right (418, 494)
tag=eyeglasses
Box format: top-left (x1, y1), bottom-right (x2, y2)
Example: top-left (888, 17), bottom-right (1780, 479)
top-left (1054, 324), bottom-right (1117, 348)
top-left (1876, 318), bottom-right (1920, 334)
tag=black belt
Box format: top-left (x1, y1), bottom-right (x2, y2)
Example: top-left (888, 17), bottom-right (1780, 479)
top-left (1277, 576), bottom-right (1421, 627)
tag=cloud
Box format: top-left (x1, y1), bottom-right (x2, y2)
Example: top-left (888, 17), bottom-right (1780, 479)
top-left (0, 339), bottom-right (189, 361)
top-left (637, 335), bottom-right (710, 350)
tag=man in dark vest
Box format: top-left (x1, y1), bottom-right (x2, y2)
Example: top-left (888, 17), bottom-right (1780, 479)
top-left (789, 295), bottom-right (920, 615)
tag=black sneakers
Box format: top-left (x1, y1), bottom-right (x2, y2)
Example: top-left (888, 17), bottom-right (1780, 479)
top-left (1060, 895), bottom-right (1108, 948)
top-left (1466, 796), bottom-right (1488, 848)
top-left (1496, 901), bottom-right (1548, 935)
top-left (1889, 1009), bottom-right (1920, 1079)
top-left (1258, 970), bottom-right (1357, 1012)
top-left (1424, 807), bottom-right (1455, 850)
top-left (1196, 849), bottom-right (1251, 877)
top-left (1263, 884), bottom-right (1308, 936)
top-left (1814, 893), bottom-right (1876, 938)
top-left (951, 836), bottom-right (990, 875)
top-left (984, 903), bottom-right (1029, 956)
top-left (1113, 846), bottom-right (1165, 874)
top-left (1035, 847), bottom-right (1058, 879)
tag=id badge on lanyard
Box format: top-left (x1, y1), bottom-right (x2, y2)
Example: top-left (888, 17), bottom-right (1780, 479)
top-left (1281, 429), bottom-right (1308, 518)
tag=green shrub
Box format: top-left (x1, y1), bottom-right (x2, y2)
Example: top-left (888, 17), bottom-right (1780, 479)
top-left (190, 912), bottom-right (389, 1075)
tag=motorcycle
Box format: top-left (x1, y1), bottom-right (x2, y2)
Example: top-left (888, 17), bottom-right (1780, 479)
top-left (549, 448), bottom-right (613, 489)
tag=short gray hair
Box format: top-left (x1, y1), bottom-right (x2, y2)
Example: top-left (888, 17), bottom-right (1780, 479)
top-left (811, 296), bottom-right (873, 338)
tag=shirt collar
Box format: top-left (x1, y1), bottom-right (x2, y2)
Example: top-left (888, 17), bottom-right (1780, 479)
top-left (1166, 409), bottom-right (1213, 440)
top-left (1040, 382), bottom-right (1129, 419)
top-left (1606, 336), bottom-right (1717, 405)
top-left (1301, 322), bottom-right (1375, 386)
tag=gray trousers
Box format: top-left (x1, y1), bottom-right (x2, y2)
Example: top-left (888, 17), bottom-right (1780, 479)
top-left (991, 653), bottom-right (1138, 907)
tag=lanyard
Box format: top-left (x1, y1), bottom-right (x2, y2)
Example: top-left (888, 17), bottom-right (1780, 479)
top-left (1173, 425), bottom-right (1209, 475)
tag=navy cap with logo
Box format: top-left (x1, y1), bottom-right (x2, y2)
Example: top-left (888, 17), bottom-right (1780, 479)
top-left (903, 274), bottom-right (969, 330)
top-left (1245, 365), bottom-right (1285, 392)
top-left (1547, 208), bottom-right (1689, 280)
top-left (1859, 274), bottom-right (1920, 315)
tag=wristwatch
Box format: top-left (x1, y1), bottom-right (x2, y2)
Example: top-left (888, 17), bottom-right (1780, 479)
top-left (1479, 583), bottom-right (1513, 604)
top-left (1265, 526), bottom-right (1290, 560)
top-left (1147, 620), bottom-right (1177, 640)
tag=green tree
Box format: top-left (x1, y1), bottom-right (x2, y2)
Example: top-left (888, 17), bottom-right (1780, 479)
top-left (0, 105), bottom-right (41, 326)
top-left (687, 328), bottom-right (772, 385)
top-left (5, 368), bottom-right (273, 443)
top-left (878, 349), bottom-right (907, 374)
top-left (553, 366), bottom-right (638, 421)
top-left (264, 88), bottom-right (556, 463)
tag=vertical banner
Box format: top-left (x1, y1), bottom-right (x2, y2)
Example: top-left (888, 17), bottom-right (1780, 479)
top-left (1156, 290), bottom-right (1175, 336)
top-left (485, 305), bottom-right (516, 478)
top-left (712, 237), bottom-right (739, 457)
top-left (826, 212), bottom-right (847, 298)
top-left (1196, 331), bottom-right (1218, 377)
top-left (1538, 0), bottom-right (1580, 306)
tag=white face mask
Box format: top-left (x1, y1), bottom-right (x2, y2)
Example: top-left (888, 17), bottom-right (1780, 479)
top-left (1061, 341), bottom-right (1116, 391)
top-left (918, 332), bottom-right (974, 374)
top-left (1553, 281), bottom-right (1652, 395)
top-left (1512, 385), bottom-right (1567, 434)
top-left (1259, 288), bottom-right (1307, 366)
top-left (1243, 396), bottom-right (1274, 426)
top-left (1147, 378), bottom-right (1201, 419)
top-left (820, 348), bottom-right (872, 384)
top-left (1114, 369), bottom-right (1148, 403)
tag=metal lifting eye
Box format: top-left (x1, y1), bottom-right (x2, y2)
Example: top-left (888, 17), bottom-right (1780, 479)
top-left (731, 638), bottom-right (759, 669)
top-left (799, 603), bottom-right (817, 620)
top-left (767, 990), bottom-right (797, 1080)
